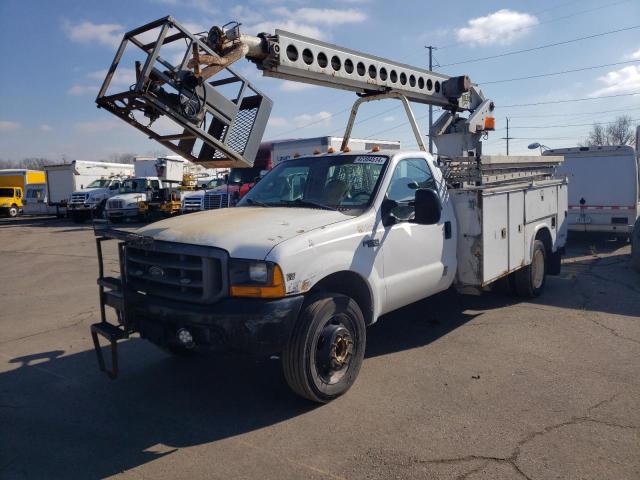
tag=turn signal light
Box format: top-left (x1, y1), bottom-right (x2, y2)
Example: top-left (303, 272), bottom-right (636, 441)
top-left (342, 146), bottom-right (351, 152)
top-left (484, 116), bottom-right (495, 130)
top-left (371, 145), bottom-right (380, 152)
top-left (230, 265), bottom-right (286, 299)
top-left (313, 149), bottom-right (321, 155)
top-left (327, 147), bottom-right (335, 153)
top-left (293, 152), bottom-right (300, 158)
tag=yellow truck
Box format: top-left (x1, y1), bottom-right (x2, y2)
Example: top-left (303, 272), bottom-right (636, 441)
top-left (0, 169), bottom-right (46, 217)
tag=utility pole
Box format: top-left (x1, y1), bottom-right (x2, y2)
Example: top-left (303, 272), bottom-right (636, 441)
top-left (502, 117), bottom-right (511, 155)
top-left (426, 46), bottom-right (436, 154)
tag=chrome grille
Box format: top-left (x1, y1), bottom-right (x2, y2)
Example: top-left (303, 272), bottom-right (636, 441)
top-left (183, 197), bottom-right (203, 211)
top-left (108, 199), bottom-right (124, 209)
top-left (70, 193), bottom-right (88, 204)
top-left (125, 241), bottom-right (227, 304)
top-left (203, 192), bottom-right (230, 210)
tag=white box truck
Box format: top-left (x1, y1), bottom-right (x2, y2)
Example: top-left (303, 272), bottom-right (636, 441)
top-left (545, 145), bottom-right (639, 238)
top-left (46, 161), bottom-right (135, 217)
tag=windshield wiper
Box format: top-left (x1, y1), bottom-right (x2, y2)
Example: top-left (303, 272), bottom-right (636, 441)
top-left (285, 198), bottom-right (338, 211)
top-left (245, 198), bottom-right (269, 207)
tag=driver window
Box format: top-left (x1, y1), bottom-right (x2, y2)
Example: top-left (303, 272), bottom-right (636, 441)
top-left (110, 182), bottom-right (120, 190)
top-left (385, 158), bottom-right (436, 222)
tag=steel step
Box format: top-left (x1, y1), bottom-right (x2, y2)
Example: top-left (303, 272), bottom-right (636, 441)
top-left (103, 290), bottom-right (124, 311)
top-left (98, 276), bottom-right (122, 290)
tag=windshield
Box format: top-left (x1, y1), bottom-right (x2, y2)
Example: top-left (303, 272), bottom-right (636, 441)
top-left (86, 179), bottom-right (111, 188)
top-left (206, 178), bottom-right (225, 189)
top-left (238, 154), bottom-right (388, 212)
top-left (120, 178), bottom-right (147, 193)
top-left (228, 167), bottom-right (262, 185)
top-left (0, 188), bottom-right (14, 198)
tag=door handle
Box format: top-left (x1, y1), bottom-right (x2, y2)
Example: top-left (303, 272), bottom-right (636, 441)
top-left (363, 239), bottom-right (380, 248)
top-left (444, 221), bottom-right (452, 239)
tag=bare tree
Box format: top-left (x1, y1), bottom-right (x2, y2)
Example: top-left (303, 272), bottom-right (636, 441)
top-left (583, 115), bottom-right (636, 146)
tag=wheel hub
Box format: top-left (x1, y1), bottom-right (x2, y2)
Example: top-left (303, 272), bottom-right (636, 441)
top-left (319, 324), bottom-right (353, 371)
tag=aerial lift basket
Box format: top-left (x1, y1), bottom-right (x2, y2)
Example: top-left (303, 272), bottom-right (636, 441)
top-left (95, 16), bottom-right (272, 168)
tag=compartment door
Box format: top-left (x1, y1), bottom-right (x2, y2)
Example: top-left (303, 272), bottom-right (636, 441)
top-left (508, 191), bottom-right (525, 270)
top-left (482, 193), bottom-right (509, 283)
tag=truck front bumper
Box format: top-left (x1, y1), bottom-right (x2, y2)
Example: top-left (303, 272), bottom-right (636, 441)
top-left (126, 292), bottom-right (305, 355)
top-left (106, 208), bottom-right (139, 219)
top-left (70, 203), bottom-right (98, 211)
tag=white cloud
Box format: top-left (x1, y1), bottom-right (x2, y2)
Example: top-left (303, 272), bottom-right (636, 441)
top-left (67, 84), bottom-right (99, 96)
top-left (62, 20), bottom-right (124, 48)
top-left (245, 6), bottom-right (367, 39)
top-left (268, 116), bottom-right (290, 129)
top-left (455, 9), bottom-right (538, 46)
top-left (292, 111), bottom-right (332, 128)
top-left (0, 121), bottom-right (21, 132)
top-left (280, 81), bottom-right (317, 92)
top-left (247, 19), bottom-right (325, 39)
top-left (68, 69), bottom-right (138, 96)
top-left (40, 124), bottom-right (53, 132)
top-left (293, 8), bottom-right (367, 25)
top-left (383, 116), bottom-right (395, 122)
top-left (74, 120), bottom-right (123, 134)
top-left (630, 48), bottom-right (640, 60)
top-left (267, 111), bottom-right (332, 129)
top-left (590, 65), bottom-right (640, 97)
top-left (149, 0), bottom-right (216, 12)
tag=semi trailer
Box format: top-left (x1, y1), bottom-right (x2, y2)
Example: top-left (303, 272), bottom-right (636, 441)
top-left (89, 17), bottom-right (568, 402)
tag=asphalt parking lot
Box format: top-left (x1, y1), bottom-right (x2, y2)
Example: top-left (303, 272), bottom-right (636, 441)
top-left (0, 216), bottom-right (638, 480)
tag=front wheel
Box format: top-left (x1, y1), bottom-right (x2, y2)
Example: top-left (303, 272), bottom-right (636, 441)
top-left (514, 239), bottom-right (546, 298)
top-left (282, 293), bottom-right (366, 403)
top-left (8, 205), bottom-right (18, 218)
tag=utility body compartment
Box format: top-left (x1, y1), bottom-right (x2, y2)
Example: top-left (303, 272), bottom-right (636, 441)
top-left (451, 179), bottom-right (567, 288)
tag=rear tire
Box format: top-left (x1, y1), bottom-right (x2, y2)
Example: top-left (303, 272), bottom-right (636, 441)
top-left (282, 293), bottom-right (366, 403)
top-left (514, 240), bottom-right (547, 298)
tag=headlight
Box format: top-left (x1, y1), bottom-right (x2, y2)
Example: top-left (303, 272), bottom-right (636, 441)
top-left (229, 259), bottom-right (285, 298)
top-left (126, 201), bottom-right (139, 207)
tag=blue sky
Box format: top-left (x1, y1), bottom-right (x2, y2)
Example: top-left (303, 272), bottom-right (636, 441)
top-left (0, 0), bottom-right (639, 161)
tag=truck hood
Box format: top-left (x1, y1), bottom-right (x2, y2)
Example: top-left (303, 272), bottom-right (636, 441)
top-left (108, 193), bottom-right (146, 205)
top-left (136, 207), bottom-right (350, 258)
top-left (75, 187), bottom-right (107, 195)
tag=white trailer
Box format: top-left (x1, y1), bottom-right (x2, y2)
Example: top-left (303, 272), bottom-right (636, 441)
top-left (545, 146), bottom-right (639, 237)
top-left (45, 161), bottom-right (135, 213)
top-left (271, 137), bottom-right (400, 167)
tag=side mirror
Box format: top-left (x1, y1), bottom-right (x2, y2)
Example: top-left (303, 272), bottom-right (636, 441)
top-left (380, 198), bottom-right (398, 227)
top-left (414, 188), bottom-right (441, 225)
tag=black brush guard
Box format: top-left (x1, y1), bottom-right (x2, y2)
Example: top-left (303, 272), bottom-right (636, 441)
top-left (95, 16), bottom-right (272, 168)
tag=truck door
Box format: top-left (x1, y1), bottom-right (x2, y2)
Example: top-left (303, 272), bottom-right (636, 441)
top-left (380, 158), bottom-right (452, 313)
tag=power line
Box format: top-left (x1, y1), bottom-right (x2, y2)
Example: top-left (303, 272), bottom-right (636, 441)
top-left (271, 106), bottom-right (352, 138)
top-left (480, 60), bottom-right (639, 85)
top-left (509, 118), bottom-right (640, 129)
top-left (503, 106), bottom-right (640, 119)
top-left (438, 24), bottom-right (640, 67)
top-left (500, 91), bottom-right (640, 108)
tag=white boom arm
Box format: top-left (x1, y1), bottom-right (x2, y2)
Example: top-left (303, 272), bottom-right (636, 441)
top-left (96, 17), bottom-right (495, 167)
top-left (204, 23), bottom-right (495, 156)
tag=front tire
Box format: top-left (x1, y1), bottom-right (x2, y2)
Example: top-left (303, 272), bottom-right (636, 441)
top-left (514, 239), bottom-right (546, 298)
top-left (282, 293), bottom-right (366, 403)
top-left (8, 205), bottom-right (18, 218)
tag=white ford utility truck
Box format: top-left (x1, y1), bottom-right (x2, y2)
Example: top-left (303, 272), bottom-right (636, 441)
top-left (89, 17), bottom-right (567, 402)
top-left (92, 149), bottom-right (567, 402)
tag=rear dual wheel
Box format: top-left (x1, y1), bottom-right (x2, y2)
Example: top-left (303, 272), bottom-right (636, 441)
top-left (282, 293), bottom-right (366, 403)
top-left (513, 239), bottom-right (546, 298)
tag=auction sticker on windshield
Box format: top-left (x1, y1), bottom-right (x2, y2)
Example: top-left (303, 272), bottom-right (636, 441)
top-left (354, 156), bottom-right (387, 164)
